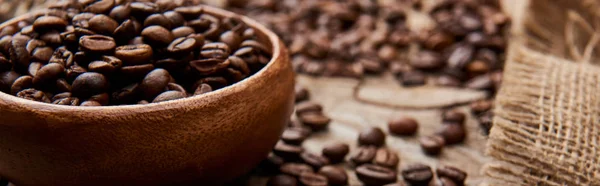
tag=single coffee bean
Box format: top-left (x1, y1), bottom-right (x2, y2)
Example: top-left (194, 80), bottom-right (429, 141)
top-left (295, 101), bottom-right (323, 115)
top-left (52, 92), bottom-right (72, 101)
top-left (439, 177), bottom-right (459, 186)
top-left (355, 164), bottom-right (397, 186)
top-left (33, 16), bottom-right (67, 32)
top-left (26, 39), bottom-right (46, 55)
top-left (113, 20), bottom-right (138, 43)
top-left (10, 35), bottom-right (31, 69)
top-left (443, 110), bottom-right (466, 124)
top-left (350, 146), bottom-right (377, 165)
top-left (163, 11), bottom-right (185, 28)
top-left (56, 78), bottom-right (72, 93)
top-left (189, 14), bottom-right (221, 39)
top-left (88, 15), bottom-right (119, 35)
top-left (88, 93), bottom-right (110, 106)
top-left (228, 56), bottom-right (250, 75)
top-left (172, 26), bottom-right (196, 38)
top-left (419, 135), bottom-right (445, 155)
top-left (31, 47), bottom-right (53, 63)
top-left (470, 99), bottom-right (492, 115)
top-left (174, 6), bottom-right (203, 20)
top-left (10, 75), bottom-right (33, 95)
top-left (459, 14), bottom-right (482, 31)
top-left (17, 88), bottom-right (51, 103)
top-left (388, 116), bottom-right (419, 136)
top-left (139, 68), bottom-right (171, 100)
top-left (374, 148), bottom-right (399, 169)
top-left (200, 42), bottom-right (231, 59)
top-left (144, 14), bottom-right (172, 29)
top-left (141, 25), bottom-right (174, 46)
top-left (281, 127), bottom-right (310, 145)
top-left (318, 166), bottom-right (347, 186)
top-left (53, 96), bottom-right (81, 106)
top-left (0, 35), bottom-right (13, 55)
top-left (40, 32), bottom-right (63, 46)
top-left (81, 100), bottom-right (102, 106)
top-left (300, 152), bottom-right (330, 171)
top-left (166, 83), bottom-right (186, 93)
top-left (130, 2), bottom-right (160, 18)
top-left (267, 174), bottom-right (298, 186)
top-left (410, 51), bottom-right (444, 70)
top-left (109, 5), bottom-right (131, 22)
top-left (423, 30), bottom-right (454, 51)
top-left (71, 72), bottom-right (108, 98)
top-left (402, 163), bottom-right (433, 186)
top-left (193, 83), bottom-right (213, 95)
top-left (299, 172), bottom-right (328, 186)
top-left (72, 13), bottom-right (95, 28)
top-left (280, 163), bottom-right (313, 177)
top-left (437, 124), bottom-right (466, 145)
top-left (436, 166), bottom-right (467, 184)
top-left (167, 37), bottom-right (197, 54)
top-left (401, 70), bottom-right (426, 87)
top-left (273, 141), bottom-right (304, 161)
top-left (298, 112), bottom-right (331, 131)
top-left (358, 127), bottom-right (386, 147)
top-left (115, 44), bottom-right (153, 66)
top-left (112, 83), bottom-right (139, 104)
top-left (66, 65), bottom-right (87, 82)
top-left (0, 26), bottom-right (17, 37)
top-left (295, 84), bottom-right (310, 103)
top-left (322, 142), bottom-right (349, 164)
top-left (33, 63), bottom-right (65, 86)
top-left (220, 31), bottom-right (243, 50)
top-left (153, 90), bottom-right (186, 103)
top-left (79, 35), bottom-right (116, 54)
top-left (84, 0), bottom-right (115, 14)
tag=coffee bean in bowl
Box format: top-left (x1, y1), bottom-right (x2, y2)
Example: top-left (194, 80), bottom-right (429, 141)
top-left (0, 2), bottom-right (293, 185)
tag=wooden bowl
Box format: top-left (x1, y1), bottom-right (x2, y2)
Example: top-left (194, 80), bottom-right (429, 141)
top-left (0, 5), bottom-right (294, 186)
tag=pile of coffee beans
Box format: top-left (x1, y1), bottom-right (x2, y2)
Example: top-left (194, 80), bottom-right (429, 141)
top-left (222, 0), bottom-right (507, 134)
top-left (0, 0), bottom-right (271, 106)
top-left (245, 84), bottom-right (468, 186)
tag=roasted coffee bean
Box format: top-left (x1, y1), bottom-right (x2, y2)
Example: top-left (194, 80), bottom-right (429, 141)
top-left (71, 72), bottom-right (108, 98)
top-left (401, 70), bottom-right (426, 87)
top-left (193, 83), bottom-right (213, 95)
top-left (113, 20), bottom-right (138, 43)
top-left (112, 83), bottom-right (139, 104)
top-left (33, 63), bottom-right (65, 86)
top-left (10, 35), bottom-right (31, 69)
top-left (280, 163), bottom-right (313, 177)
top-left (273, 141), bottom-right (304, 161)
top-left (88, 93), bottom-right (110, 106)
top-left (88, 56), bottom-right (122, 74)
top-left (419, 135), bottom-right (445, 155)
top-left (298, 112), bottom-right (331, 131)
top-left (53, 96), bottom-right (81, 106)
top-left (295, 84), bottom-right (310, 103)
top-left (130, 2), bottom-right (160, 18)
top-left (0, 35), bottom-right (13, 55)
top-left (40, 32), bottom-right (62, 46)
top-left (300, 152), bottom-right (330, 170)
top-left (72, 13), bottom-right (95, 28)
top-left (26, 39), bottom-right (45, 55)
top-left (447, 45), bottom-right (474, 69)
top-left (174, 6), bottom-right (203, 19)
top-left (109, 5), bottom-right (131, 22)
top-left (281, 127), bottom-right (310, 145)
top-left (139, 68), bottom-right (171, 100)
top-left (388, 116), bottom-right (419, 136)
top-left (172, 26), bottom-right (196, 38)
top-left (33, 16), bottom-right (67, 32)
top-left (267, 174), bottom-right (298, 186)
top-left (322, 142), bottom-right (349, 164)
top-left (402, 163), bottom-right (433, 186)
top-left (31, 47), bottom-right (54, 62)
top-left (355, 164), bottom-right (397, 186)
top-left (88, 15), bottom-right (118, 35)
top-left (0, 54), bottom-right (10, 72)
top-left (318, 166), bottom-right (347, 186)
top-left (350, 146), bottom-right (377, 165)
top-left (190, 14), bottom-right (221, 39)
top-left (295, 101), bottom-right (323, 115)
top-left (443, 110), bottom-right (466, 124)
top-left (439, 177), bottom-right (459, 186)
top-left (79, 35), bottom-right (116, 54)
top-left (66, 65), bottom-right (87, 82)
top-left (383, 183), bottom-right (407, 186)
top-left (220, 31), bottom-right (243, 51)
top-left (436, 166), bottom-right (467, 184)
top-left (410, 51), bottom-right (444, 70)
top-left (10, 75), bottom-right (33, 95)
top-left (141, 25), bottom-right (174, 46)
top-left (299, 172), bottom-right (328, 186)
top-left (84, 0), bottom-right (115, 14)
top-left (153, 90), bottom-right (186, 103)
top-left (465, 74), bottom-right (493, 90)
top-left (0, 26), bottom-right (17, 37)
top-left (201, 42), bottom-right (231, 59)
top-left (115, 44), bottom-right (153, 66)
top-left (16, 88), bottom-right (51, 103)
top-left (144, 14), bottom-right (172, 29)
top-left (435, 75), bottom-right (461, 87)
top-left (374, 148), bottom-right (399, 169)
top-left (358, 127), bottom-right (386, 147)
top-left (56, 78), bottom-right (72, 93)
top-left (167, 37), bottom-right (197, 54)
top-left (437, 124), bottom-right (466, 145)
top-left (163, 11), bottom-right (185, 28)
top-left (81, 100), bottom-right (102, 106)
top-left (470, 99), bottom-right (492, 115)
top-left (423, 30), bottom-right (454, 50)
top-left (52, 92), bottom-right (72, 101)
top-left (189, 58), bottom-right (230, 76)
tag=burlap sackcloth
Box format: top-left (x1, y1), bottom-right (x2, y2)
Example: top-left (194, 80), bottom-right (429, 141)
top-left (484, 0), bottom-right (600, 185)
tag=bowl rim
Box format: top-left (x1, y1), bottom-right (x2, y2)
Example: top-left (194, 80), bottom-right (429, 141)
top-left (0, 5), bottom-right (286, 112)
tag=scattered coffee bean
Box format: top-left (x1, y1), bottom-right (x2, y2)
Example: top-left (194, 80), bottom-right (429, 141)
top-left (388, 116), bottom-right (419, 136)
top-left (442, 110), bottom-right (466, 124)
top-left (439, 177), bottom-right (459, 186)
top-left (281, 127), bottom-right (310, 145)
top-left (267, 174), bottom-right (298, 186)
top-left (402, 163), bottom-right (433, 186)
top-left (298, 112), bottom-right (331, 131)
top-left (470, 99), bottom-right (492, 115)
top-left (295, 101), bottom-right (323, 115)
top-left (355, 164), bottom-right (397, 185)
top-left (358, 127), bottom-right (386, 147)
top-left (280, 163), bottom-right (313, 177)
top-left (374, 148), bottom-right (400, 169)
top-left (318, 166), bottom-right (347, 186)
top-left (273, 141), bottom-right (304, 161)
top-left (419, 135), bottom-right (445, 155)
top-left (350, 146), bottom-right (377, 165)
top-left (437, 124), bottom-right (466, 145)
top-left (436, 166), bottom-right (467, 184)
top-left (300, 152), bottom-right (330, 171)
top-left (299, 172), bottom-right (328, 186)
top-left (322, 142), bottom-right (350, 164)
top-left (295, 84), bottom-right (309, 103)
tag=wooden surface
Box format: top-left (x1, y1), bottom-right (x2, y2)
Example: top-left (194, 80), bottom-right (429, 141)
top-left (247, 73), bottom-right (492, 186)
